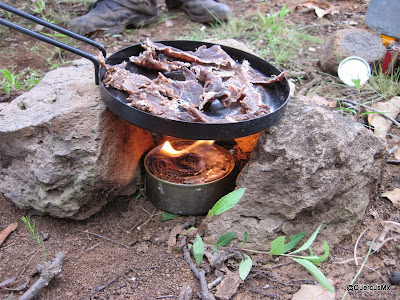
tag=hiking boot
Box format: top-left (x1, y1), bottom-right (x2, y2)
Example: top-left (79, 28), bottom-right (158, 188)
top-left (68, 0), bottom-right (158, 35)
top-left (166, 0), bottom-right (231, 23)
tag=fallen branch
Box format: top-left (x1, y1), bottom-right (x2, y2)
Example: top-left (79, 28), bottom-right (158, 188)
top-left (20, 252), bottom-right (65, 300)
top-left (209, 248), bottom-right (242, 268)
top-left (88, 267), bottom-right (133, 298)
top-left (76, 229), bottom-right (128, 248)
top-left (339, 99), bottom-right (400, 128)
top-left (298, 72), bottom-right (321, 96)
top-left (178, 284), bottom-right (192, 300)
top-left (181, 237), bottom-right (215, 300)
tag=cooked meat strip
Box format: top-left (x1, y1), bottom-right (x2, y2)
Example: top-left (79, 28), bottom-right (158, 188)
top-left (127, 91), bottom-right (165, 116)
top-left (144, 38), bottom-right (203, 64)
top-left (227, 105), bottom-right (271, 121)
top-left (191, 65), bottom-right (231, 110)
top-left (128, 89), bottom-right (195, 121)
top-left (102, 61), bottom-right (154, 94)
top-left (181, 103), bottom-right (223, 123)
top-left (153, 73), bottom-right (204, 108)
top-left (143, 38), bottom-right (235, 68)
top-left (223, 63), bottom-right (264, 113)
top-left (241, 60), bottom-right (288, 84)
top-left (182, 67), bottom-right (197, 81)
top-left (249, 69), bottom-right (288, 84)
top-left (129, 47), bottom-right (190, 72)
top-left (192, 44), bottom-right (235, 68)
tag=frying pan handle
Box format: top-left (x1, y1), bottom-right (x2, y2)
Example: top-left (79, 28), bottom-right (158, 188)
top-left (0, 2), bottom-right (106, 85)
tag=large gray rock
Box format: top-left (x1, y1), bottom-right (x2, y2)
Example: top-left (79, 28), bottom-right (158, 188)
top-left (205, 96), bottom-right (386, 250)
top-left (319, 28), bottom-right (386, 74)
top-left (0, 59), bottom-right (154, 219)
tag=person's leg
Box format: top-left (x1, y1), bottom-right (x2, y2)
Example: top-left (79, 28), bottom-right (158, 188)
top-left (68, 0), bottom-right (157, 35)
top-left (166, 0), bottom-right (231, 23)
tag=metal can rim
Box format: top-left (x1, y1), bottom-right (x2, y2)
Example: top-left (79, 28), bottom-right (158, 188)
top-left (338, 56), bottom-right (371, 86)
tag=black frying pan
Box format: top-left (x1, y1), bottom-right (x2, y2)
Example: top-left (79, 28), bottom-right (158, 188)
top-left (0, 2), bottom-right (290, 140)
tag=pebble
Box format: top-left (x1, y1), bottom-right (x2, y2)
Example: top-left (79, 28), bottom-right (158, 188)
top-left (389, 271), bottom-right (400, 285)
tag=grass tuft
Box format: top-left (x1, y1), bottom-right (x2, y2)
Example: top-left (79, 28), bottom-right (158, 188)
top-left (180, 6), bottom-right (322, 69)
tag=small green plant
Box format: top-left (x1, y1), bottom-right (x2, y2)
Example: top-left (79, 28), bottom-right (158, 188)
top-left (352, 78), bottom-right (362, 118)
top-left (23, 68), bottom-right (42, 90)
top-left (0, 68), bottom-right (42, 95)
top-left (367, 67), bottom-right (400, 100)
top-left (32, 44), bottom-right (68, 70)
top-left (0, 69), bottom-right (23, 95)
top-left (20, 215), bottom-right (48, 261)
top-left (185, 188), bottom-right (334, 292)
top-left (30, 0), bottom-right (46, 18)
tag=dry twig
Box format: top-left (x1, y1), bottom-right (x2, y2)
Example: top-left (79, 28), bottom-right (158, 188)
top-left (76, 229), bottom-right (128, 248)
top-left (340, 99), bottom-right (400, 128)
top-left (298, 72), bottom-right (321, 96)
top-left (20, 252), bottom-right (65, 300)
top-left (354, 228), bottom-right (368, 266)
top-left (88, 267), bottom-right (133, 298)
top-left (137, 207), bottom-right (158, 230)
top-left (181, 237), bottom-right (215, 300)
top-left (365, 265), bottom-right (390, 285)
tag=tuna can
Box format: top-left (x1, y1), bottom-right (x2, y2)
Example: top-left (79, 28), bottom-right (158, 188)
top-left (338, 56), bottom-right (371, 86)
top-left (144, 142), bottom-right (236, 215)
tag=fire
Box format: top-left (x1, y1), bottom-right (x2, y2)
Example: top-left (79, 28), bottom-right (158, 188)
top-left (159, 140), bottom-right (214, 157)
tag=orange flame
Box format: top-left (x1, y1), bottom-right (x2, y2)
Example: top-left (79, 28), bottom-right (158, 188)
top-left (159, 140), bottom-right (214, 157)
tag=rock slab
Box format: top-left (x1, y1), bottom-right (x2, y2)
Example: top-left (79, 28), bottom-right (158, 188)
top-left (0, 59), bottom-right (154, 219)
top-left (319, 28), bottom-right (386, 74)
top-left (205, 96), bottom-right (387, 249)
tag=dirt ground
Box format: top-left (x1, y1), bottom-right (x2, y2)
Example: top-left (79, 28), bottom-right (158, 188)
top-left (0, 0), bottom-right (399, 299)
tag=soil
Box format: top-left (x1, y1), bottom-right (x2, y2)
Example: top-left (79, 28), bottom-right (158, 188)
top-left (0, 0), bottom-right (399, 299)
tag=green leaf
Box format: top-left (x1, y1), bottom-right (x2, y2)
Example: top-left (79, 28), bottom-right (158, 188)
top-left (243, 231), bottom-right (248, 245)
top-left (193, 234), bottom-right (204, 265)
top-left (304, 241), bottom-right (330, 264)
top-left (0, 69), bottom-right (12, 81)
top-left (290, 221), bottom-right (324, 254)
top-left (216, 231), bottom-right (236, 247)
top-left (268, 236), bottom-right (285, 255)
top-left (282, 232), bottom-right (307, 254)
top-left (207, 188), bottom-right (246, 217)
top-left (239, 253), bottom-right (252, 280)
top-left (291, 258), bottom-right (334, 293)
top-left (161, 212), bottom-right (179, 221)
